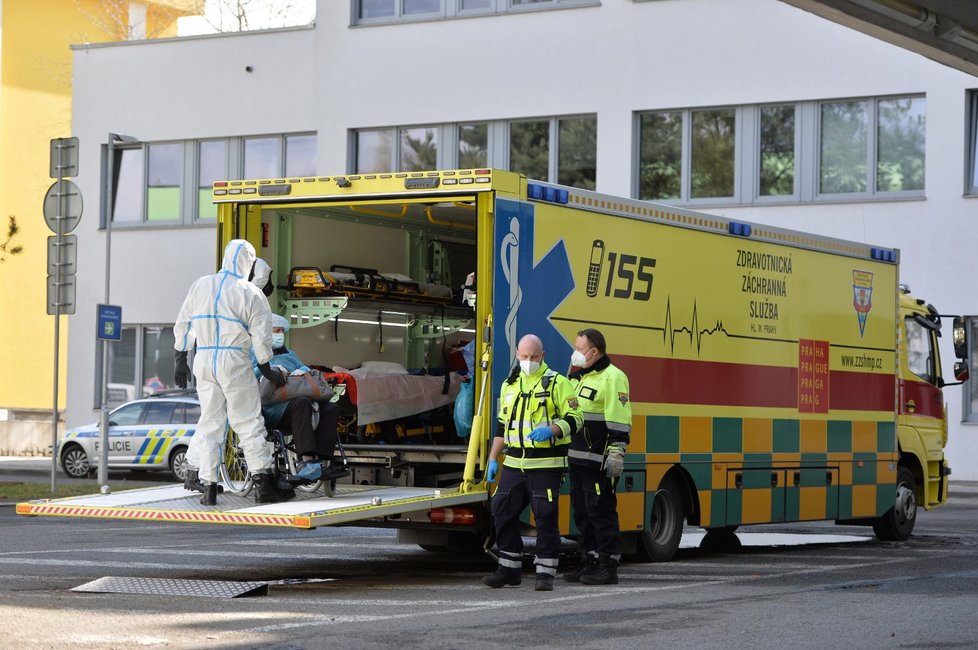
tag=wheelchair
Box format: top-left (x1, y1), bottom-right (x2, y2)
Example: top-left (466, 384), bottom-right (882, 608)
top-left (220, 400), bottom-right (350, 498)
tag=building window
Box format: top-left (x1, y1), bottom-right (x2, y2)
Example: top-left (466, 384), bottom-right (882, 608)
top-left (819, 100), bottom-right (868, 195)
top-left (509, 119), bottom-right (550, 181)
top-left (286, 134), bottom-right (317, 177)
top-left (557, 116), bottom-right (597, 190)
top-left (103, 325), bottom-right (181, 407)
top-left (399, 126), bottom-right (439, 171)
top-left (876, 97), bottom-right (925, 192)
top-left (458, 123), bottom-right (488, 168)
top-left (969, 91), bottom-right (978, 196)
top-left (636, 95), bottom-right (923, 206)
top-left (112, 147), bottom-right (145, 223)
top-left (690, 108), bottom-right (735, 199)
top-left (244, 136), bottom-right (281, 179)
top-left (147, 143), bottom-right (183, 222)
top-left (637, 111), bottom-right (682, 201)
top-left (356, 129), bottom-right (395, 173)
top-left (759, 104), bottom-right (795, 197)
top-left (353, 0), bottom-right (596, 23)
top-left (197, 140), bottom-right (227, 220)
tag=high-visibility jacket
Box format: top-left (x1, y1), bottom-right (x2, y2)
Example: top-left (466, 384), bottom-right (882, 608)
top-left (568, 355), bottom-right (632, 469)
top-left (495, 363), bottom-right (582, 471)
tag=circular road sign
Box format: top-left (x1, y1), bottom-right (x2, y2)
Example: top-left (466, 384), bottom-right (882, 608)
top-left (43, 179), bottom-right (83, 234)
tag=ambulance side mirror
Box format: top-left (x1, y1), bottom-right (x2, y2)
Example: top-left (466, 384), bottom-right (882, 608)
top-left (953, 361), bottom-right (970, 383)
top-left (952, 317), bottom-right (968, 359)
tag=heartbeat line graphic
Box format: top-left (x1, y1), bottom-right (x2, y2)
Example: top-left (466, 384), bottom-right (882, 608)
top-left (661, 297), bottom-right (731, 354)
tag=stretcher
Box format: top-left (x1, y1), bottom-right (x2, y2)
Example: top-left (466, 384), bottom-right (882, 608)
top-left (288, 265), bottom-right (455, 305)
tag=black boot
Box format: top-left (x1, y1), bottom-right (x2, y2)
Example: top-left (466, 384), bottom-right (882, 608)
top-left (563, 552), bottom-right (598, 582)
top-left (199, 483), bottom-right (218, 506)
top-left (534, 573), bottom-right (554, 591)
top-left (481, 569), bottom-right (521, 588)
top-left (254, 472), bottom-right (296, 504)
top-left (580, 555), bottom-right (619, 585)
top-left (185, 469), bottom-right (223, 494)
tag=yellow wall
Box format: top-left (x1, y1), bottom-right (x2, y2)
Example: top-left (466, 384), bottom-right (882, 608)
top-left (0, 1), bottom-right (191, 410)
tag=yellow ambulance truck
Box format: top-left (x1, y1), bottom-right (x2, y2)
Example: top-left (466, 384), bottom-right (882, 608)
top-left (19, 169), bottom-right (969, 561)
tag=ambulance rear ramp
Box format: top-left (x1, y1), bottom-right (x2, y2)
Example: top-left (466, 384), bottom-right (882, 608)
top-left (15, 484), bottom-right (487, 529)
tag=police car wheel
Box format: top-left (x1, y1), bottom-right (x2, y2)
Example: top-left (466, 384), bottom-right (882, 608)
top-left (60, 444), bottom-right (91, 479)
top-left (168, 446), bottom-right (190, 482)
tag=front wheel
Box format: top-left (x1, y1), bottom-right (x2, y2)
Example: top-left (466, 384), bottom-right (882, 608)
top-left (60, 443), bottom-right (92, 479)
top-left (872, 465), bottom-right (917, 541)
top-left (168, 446), bottom-right (190, 482)
top-left (638, 474), bottom-right (686, 562)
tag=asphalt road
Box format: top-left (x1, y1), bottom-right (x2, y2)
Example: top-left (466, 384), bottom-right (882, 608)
top-left (2, 463), bottom-right (977, 649)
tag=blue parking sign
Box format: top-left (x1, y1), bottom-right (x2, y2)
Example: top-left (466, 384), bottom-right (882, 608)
top-left (97, 304), bottom-right (122, 341)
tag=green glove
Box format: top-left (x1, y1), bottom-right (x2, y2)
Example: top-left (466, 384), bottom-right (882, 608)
top-left (604, 445), bottom-right (625, 479)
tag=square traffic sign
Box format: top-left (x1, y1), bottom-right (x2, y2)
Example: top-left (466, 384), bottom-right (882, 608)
top-left (96, 304), bottom-right (122, 341)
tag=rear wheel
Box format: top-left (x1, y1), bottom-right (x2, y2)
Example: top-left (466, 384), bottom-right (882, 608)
top-left (638, 474), bottom-right (685, 562)
top-left (873, 465), bottom-right (917, 541)
top-left (219, 429), bottom-right (253, 495)
top-left (60, 443), bottom-right (92, 479)
top-left (168, 446), bottom-right (190, 482)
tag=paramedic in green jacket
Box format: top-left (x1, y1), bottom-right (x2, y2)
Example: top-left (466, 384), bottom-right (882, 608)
top-left (564, 328), bottom-right (632, 585)
top-left (482, 334), bottom-right (583, 592)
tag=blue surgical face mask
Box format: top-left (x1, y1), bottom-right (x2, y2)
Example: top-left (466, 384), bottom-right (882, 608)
top-left (271, 333), bottom-right (286, 349)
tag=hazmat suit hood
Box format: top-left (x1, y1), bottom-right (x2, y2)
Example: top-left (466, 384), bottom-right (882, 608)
top-left (222, 239), bottom-right (258, 280)
top-left (252, 258), bottom-right (272, 292)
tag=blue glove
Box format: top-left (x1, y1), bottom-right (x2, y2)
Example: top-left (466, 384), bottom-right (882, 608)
top-left (486, 459), bottom-right (499, 483)
top-left (528, 426), bottom-right (554, 442)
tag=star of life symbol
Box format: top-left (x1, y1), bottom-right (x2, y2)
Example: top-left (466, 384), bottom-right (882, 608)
top-left (852, 270), bottom-right (874, 337)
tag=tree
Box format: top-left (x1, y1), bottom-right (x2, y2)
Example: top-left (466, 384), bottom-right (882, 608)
top-left (0, 216), bottom-right (24, 263)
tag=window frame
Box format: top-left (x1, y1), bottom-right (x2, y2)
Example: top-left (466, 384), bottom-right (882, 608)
top-left (351, 0), bottom-right (598, 24)
top-left (966, 90), bottom-right (978, 197)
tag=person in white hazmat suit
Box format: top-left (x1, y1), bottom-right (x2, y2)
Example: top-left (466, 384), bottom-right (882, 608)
top-left (173, 242), bottom-right (293, 505)
top-left (181, 258), bottom-right (273, 495)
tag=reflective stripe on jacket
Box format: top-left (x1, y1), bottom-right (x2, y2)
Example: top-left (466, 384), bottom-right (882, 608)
top-left (568, 355), bottom-right (632, 469)
top-left (495, 363), bottom-right (582, 471)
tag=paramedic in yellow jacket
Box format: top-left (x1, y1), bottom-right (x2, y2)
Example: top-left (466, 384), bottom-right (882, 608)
top-left (482, 334), bottom-right (583, 592)
top-left (565, 328), bottom-right (632, 586)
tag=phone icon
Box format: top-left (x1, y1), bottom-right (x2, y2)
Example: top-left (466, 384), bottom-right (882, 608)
top-left (586, 240), bottom-right (605, 297)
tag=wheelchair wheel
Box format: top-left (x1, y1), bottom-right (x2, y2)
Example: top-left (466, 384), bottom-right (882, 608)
top-left (220, 428), bottom-right (253, 496)
top-left (283, 446), bottom-right (323, 494)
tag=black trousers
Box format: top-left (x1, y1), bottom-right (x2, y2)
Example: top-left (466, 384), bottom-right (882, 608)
top-left (280, 397), bottom-right (339, 460)
top-left (569, 463), bottom-right (621, 558)
top-left (490, 467), bottom-right (563, 576)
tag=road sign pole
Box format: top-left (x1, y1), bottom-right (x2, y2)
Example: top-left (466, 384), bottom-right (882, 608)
top-left (51, 143), bottom-right (65, 495)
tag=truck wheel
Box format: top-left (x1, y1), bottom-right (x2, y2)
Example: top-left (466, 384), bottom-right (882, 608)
top-left (638, 474), bottom-right (685, 562)
top-left (873, 465), bottom-right (917, 541)
top-left (60, 443), bottom-right (91, 479)
top-left (700, 526), bottom-right (741, 552)
top-left (168, 446), bottom-right (189, 482)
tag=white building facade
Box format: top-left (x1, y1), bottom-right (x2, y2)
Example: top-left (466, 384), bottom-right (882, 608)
top-left (67, 0), bottom-right (978, 476)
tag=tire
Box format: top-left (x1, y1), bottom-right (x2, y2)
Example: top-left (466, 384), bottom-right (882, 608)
top-left (168, 446), bottom-right (190, 482)
top-left (700, 526), bottom-right (741, 552)
top-left (219, 429), bottom-right (253, 496)
top-left (638, 474), bottom-right (686, 562)
top-left (873, 465), bottom-right (917, 541)
top-left (60, 443), bottom-right (91, 479)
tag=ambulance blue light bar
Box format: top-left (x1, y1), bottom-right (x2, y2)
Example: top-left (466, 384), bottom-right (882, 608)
top-left (728, 221), bottom-right (752, 237)
top-left (527, 183), bottom-right (568, 204)
top-left (871, 247), bottom-right (897, 262)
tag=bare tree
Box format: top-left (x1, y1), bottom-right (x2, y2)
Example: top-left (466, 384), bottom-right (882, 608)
top-left (72, 1), bottom-right (313, 40)
top-left (0, 216), bottom-right (24, 263)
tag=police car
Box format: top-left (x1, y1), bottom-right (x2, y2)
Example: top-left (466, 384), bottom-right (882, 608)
top-left (58, 393), bottom-right (199, 481)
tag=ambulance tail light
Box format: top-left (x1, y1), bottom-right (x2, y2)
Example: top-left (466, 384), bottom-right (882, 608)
top-left (429, 507), bottom-right (477, 525)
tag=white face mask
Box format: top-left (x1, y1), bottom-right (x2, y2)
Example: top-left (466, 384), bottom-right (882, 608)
top-left (271, 333), bottom-right (286, 349)
top-left (570, 350), bottom-right (588, 367)
top-left (519, 359), bottom-right (541, 375)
